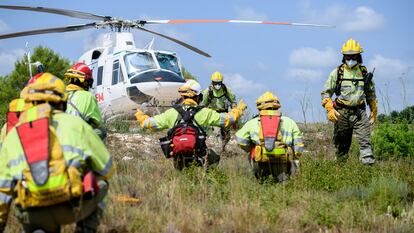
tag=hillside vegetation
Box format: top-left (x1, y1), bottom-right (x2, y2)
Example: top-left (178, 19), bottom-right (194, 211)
top-left (7, 121), bottom-right (412, 232)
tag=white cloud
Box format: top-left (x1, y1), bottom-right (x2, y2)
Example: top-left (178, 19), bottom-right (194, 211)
top-left (0, 49), bottom-right (25, 76)
top-left (234, 6), bottom-right (268, 20)
top-left (287, 68), bottom-right (324, 82)
top-left (289, 47), bottom-right (338, 68)
top-left (299, 2), bottom-right (385, 32)
top-left (256, 61), bottom-right (269, 71)
top-left (343, 6), bottom-right (385, 31)
top-left (367, 55), bottom-right (412, 82)
top-left (0, 19), bottom-right (8, 32)
top-left (225, 73), bottom-right (265, 95)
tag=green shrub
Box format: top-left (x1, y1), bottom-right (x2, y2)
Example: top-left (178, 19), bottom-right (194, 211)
top-left (372, 123), bottom-right (414, 159)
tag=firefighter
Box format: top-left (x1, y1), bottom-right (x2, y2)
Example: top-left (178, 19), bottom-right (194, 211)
top-left (321, 38), bottom-right (377, 165)
top-left (64, 62), bottom-right (106, 139)
top-left (236, 91), bottom-right (304, 183)
top-left (201, 71), bottom-right (237, 152)
top-left (0, 73), bottom-right (114, 233)
top-left (135, 80), bottom-right (246, 170)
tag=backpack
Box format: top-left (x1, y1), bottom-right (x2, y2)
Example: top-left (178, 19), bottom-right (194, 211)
top-left (14, 104), bottom-right (85, 209)
top-left (159, 105), bottom-right (207, 159)
top-left (251, 111), bottom-right (291, 163)
top-left (334, 64), bottom-right (373, 96)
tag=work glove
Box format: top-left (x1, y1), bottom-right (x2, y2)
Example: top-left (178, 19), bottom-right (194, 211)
top-left (135, 109), bottom-right (149, 126)
top-left (236, 99), bottom-right (247, 112)
top-left (322, 98), bottom-right (340, 122)
top-left (368, 99), bottom-right (378, 125)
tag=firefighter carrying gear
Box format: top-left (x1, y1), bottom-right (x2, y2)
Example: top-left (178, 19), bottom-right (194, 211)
top-left (236, 91), bottom-right (303, 183)
top-left (320, 38), bottom-right (376, 165)
top-left (202, 72), bottom-right (237, 152)
top-left (341, 38), bottom-right (363, 55)
top-left (0, 74), bottom-right (113, 233)
top-left (136, 80), bottom-right (246, 169)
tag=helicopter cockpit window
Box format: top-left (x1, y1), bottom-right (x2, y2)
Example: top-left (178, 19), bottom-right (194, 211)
top-left (124, 52), bottom-right (156, 78)
top-left (112, 59), bottom-right (120, 85)
top-left (155, 53), bottom-right (181, 75)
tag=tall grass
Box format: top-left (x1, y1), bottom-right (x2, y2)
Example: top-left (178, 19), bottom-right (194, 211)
top-left (5, 123), bottom-right (414, 232)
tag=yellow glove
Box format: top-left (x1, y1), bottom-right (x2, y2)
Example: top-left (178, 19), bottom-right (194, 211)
top-left (368, 99), bottom-right (378, 125)
top-left (135, 109), bottom-right (149, 127)
top-left (236, 99), bottom-right (247, 111)
top-left (322, 98), bottom-right (340, 122)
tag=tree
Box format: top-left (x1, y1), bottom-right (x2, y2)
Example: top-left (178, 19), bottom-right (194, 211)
top-left (181, 67), bottom-right (198, 80)
top-left (0, 46), bottom-right (71, 124)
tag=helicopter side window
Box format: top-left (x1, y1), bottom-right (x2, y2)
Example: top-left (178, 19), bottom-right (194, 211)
top-left (112, 59), bottom-right (120, 85)
top-left (97, 66), bottom-right (103, 86)
top-left (124, 52), bottom-right (156, 78)
top-left (155, 53), bottom-right (181, 75)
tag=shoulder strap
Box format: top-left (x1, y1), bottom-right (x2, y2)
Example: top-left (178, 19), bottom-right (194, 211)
top-left (16, 117), bottom-right (50, 186)
top-left (335, 64), bottom-right (345, 96)
top-left (68, 91), bottom-right (91, 124)
top-left (222, 84), bottom-right (231, 102)
top-left (172, 105), bottom-right (206, 135)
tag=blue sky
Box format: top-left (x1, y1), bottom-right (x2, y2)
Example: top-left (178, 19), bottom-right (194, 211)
top-left (0, 0), bottom-right (413, 122)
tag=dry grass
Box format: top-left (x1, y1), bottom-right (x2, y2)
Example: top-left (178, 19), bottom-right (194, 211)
top-left (5, 124), bottom-right (414, 232)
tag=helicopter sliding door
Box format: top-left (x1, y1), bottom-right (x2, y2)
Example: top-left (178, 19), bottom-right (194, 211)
top-left (106, 56), bottom-right (129, 113)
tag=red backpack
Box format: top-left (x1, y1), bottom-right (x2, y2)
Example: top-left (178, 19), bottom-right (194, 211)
top-left (159, 105), bottom-right (207, 159)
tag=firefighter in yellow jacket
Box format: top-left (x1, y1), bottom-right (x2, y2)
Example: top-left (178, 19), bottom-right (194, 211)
top-left (65, 62), bottom-right (106, 139)
top-left (321, 38), bottom-right (377, 165)
top-left (236, 92), bottom-right (304, 183)
top-left (0, 73), bottom-right (114, 233)
top-left (135, 80), bottom-right (247, 170)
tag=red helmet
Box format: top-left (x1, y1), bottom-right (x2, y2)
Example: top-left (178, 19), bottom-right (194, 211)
top-left (64, 62), bottom-right (93, 82)
top-left (28, 72), bottom-right (44, 85)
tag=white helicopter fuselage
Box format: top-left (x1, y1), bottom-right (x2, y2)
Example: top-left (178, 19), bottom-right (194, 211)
top-left (78, 32), bottom-right (185, 116)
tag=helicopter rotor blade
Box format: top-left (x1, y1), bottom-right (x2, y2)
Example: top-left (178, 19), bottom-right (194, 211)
top-left (143, 19), bottom-right (334, 28)
top-left (0, 5), bottom-right (111, 21)
top-left (137, 26), bottom-right (211, 58)
top-left (0, 23), bottom-right (97, 40)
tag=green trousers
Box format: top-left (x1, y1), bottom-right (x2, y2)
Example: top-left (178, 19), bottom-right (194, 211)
top-left (333, 108), bottom-right (375, 164)
top-left (16, 180), bottom-right (108, 233)
top-left (173, 149), bottom-right (220, 170)
top-left (251, 161), bottom-right (291, 183)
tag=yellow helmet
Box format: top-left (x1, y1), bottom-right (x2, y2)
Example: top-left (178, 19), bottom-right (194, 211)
top-left (211, 71), bottom-right (223, 82)
top-left (256, 91), bottom-right (281, 110)
top-left (178, 79), bottom-right (202, 98)
top-left (341, 38), bottom-right (363, 55)
top-left (21, 72), bottom-right (68, 103)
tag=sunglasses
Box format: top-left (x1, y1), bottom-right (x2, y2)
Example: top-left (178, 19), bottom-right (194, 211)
top-left (343, 54), bottom-right (359, 60)
top-left (212, 82), bottom-right (222, 85)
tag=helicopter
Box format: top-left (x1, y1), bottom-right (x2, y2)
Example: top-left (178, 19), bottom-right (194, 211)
top-left (0, 5), bottom-right (333, 116)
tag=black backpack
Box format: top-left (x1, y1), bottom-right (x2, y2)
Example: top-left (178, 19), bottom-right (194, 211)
top-left (159, 105), bottom-right (207, 159)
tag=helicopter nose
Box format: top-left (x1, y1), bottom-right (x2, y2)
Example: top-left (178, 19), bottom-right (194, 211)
top-left (130, 70), bottom-right (185, 84)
